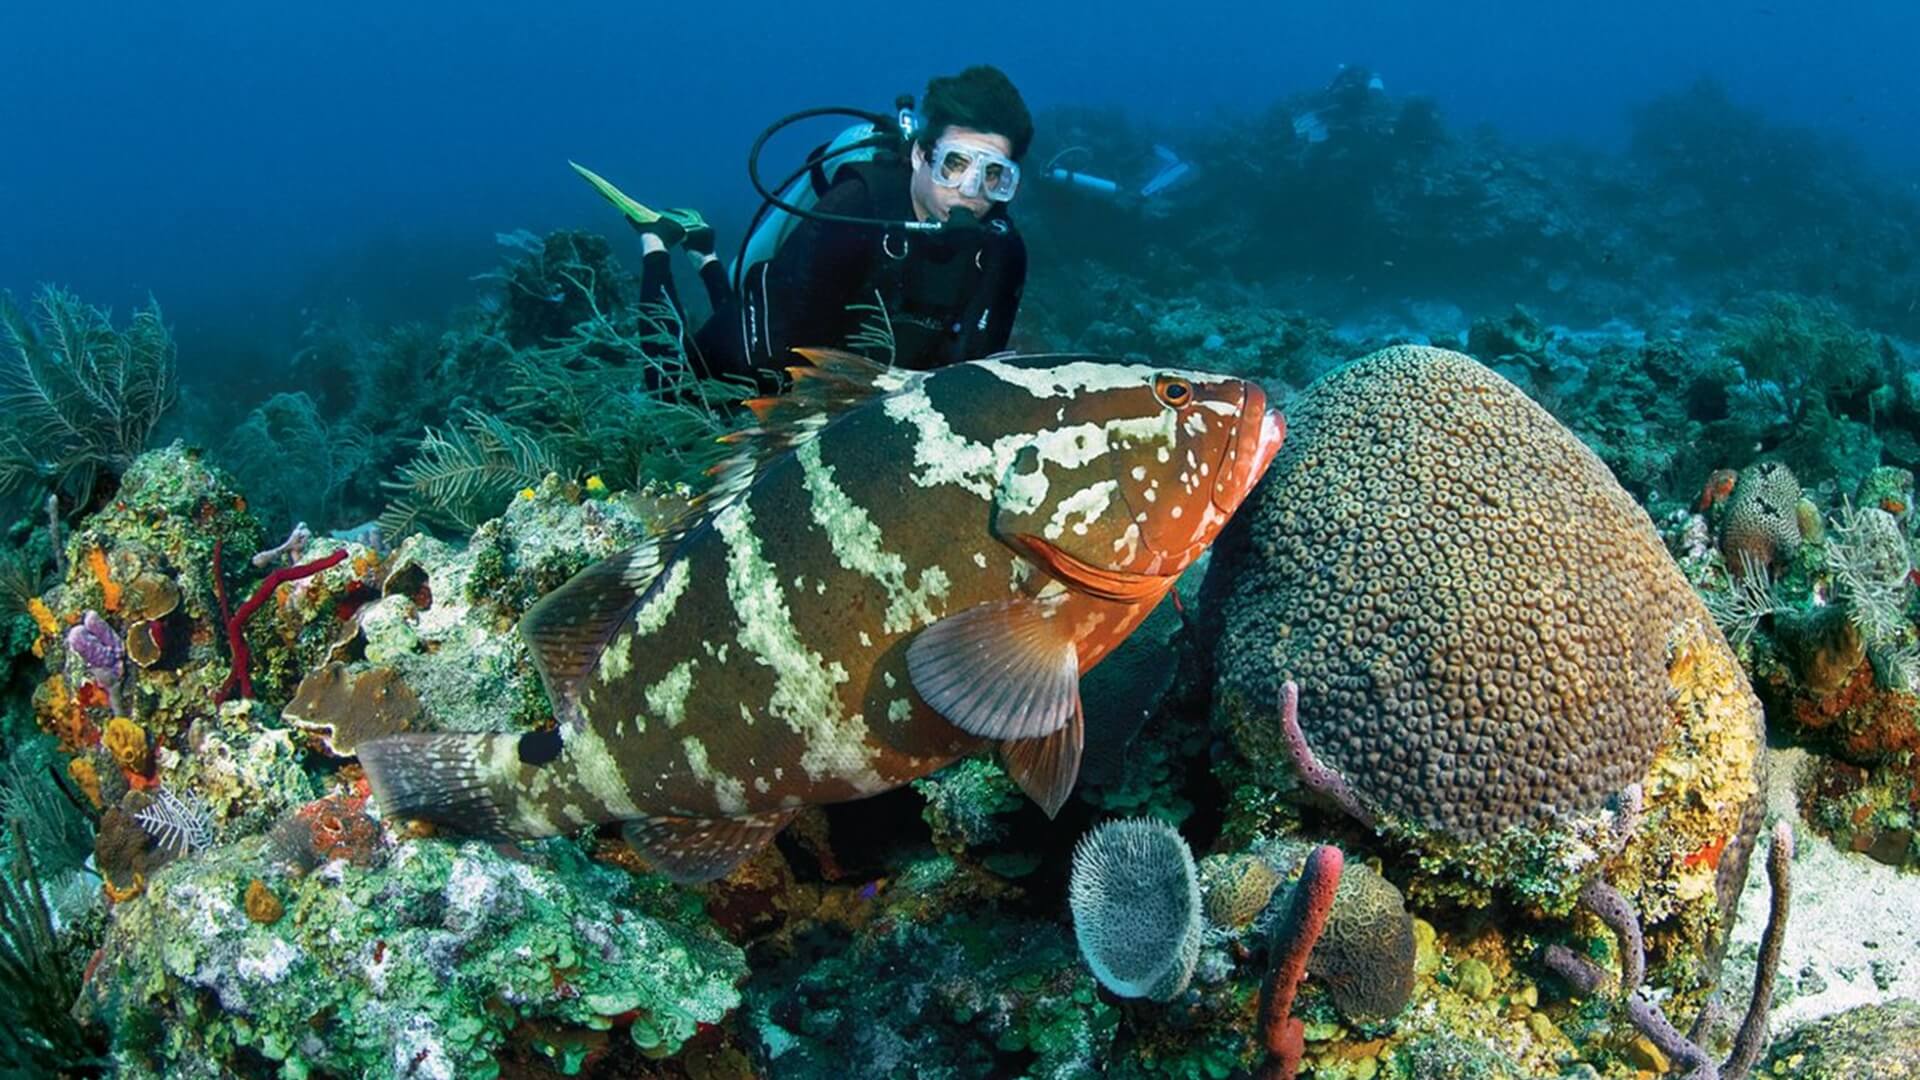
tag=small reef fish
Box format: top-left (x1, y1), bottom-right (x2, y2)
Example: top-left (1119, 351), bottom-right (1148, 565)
top-left (361, 351), bottom-right (1284, 882)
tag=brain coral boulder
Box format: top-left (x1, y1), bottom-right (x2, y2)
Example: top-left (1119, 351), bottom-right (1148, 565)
top-left (1212, 347), bottom-right (1764, 930)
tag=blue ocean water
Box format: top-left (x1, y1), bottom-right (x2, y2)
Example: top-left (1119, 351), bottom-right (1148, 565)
top-left (8, 5), bottom-right (1920, 1077)
top-left (4, 1), bottom-right (1916, 352)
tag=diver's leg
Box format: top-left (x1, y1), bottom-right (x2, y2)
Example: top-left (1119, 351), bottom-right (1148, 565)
top-left (636, 235), bottom-right (697, 364)
top-left (665, 209), bottom-right (731, 311)
top-left (695, 257), bottom-right (731, 312)
top-left (638, 235), bottom-right (686, 310)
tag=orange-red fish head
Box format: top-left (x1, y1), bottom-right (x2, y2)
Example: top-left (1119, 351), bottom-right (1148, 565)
top-left (991, 366), bottom-right (1283, 596)
top-left (1116, 374), bottom-right (1284, 576)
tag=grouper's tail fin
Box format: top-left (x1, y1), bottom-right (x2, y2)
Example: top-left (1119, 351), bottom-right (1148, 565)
top-left (360, 732), bottom-right (546, 839)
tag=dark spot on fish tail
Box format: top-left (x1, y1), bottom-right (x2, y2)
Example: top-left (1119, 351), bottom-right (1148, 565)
top-left (518, 729), bottom-right (564, 766)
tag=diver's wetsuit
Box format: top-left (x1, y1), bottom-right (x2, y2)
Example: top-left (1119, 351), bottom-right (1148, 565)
top-left (638, 157), bottom-right (1026, 385)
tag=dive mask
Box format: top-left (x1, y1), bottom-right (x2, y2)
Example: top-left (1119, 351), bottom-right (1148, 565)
top-left (927, 139), bottom-right (1020, 202)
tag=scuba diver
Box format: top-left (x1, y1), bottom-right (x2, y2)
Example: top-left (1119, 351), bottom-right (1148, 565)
top-left (577, 65), bottom-right (1033, 385)
top-left (1290, 64), bottom-right (1396, 151)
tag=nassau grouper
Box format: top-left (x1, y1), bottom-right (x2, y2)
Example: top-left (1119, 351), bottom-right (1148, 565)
top-left (360, 350), bottom-right (1284, 882)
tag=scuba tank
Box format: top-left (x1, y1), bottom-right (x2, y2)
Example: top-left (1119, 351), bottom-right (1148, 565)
top-left (1040, 144), bottom-right (1192, 201)
top-left (732, 119), bottom-right (900, 283)
top-left (730, 98), bottom-right (923, 292)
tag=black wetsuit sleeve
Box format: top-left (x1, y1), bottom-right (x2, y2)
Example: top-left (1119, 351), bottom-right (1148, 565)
top-left (974, 228), bottom-right (1027, 357)
top-left (761, 175), bottom-right (875, 366)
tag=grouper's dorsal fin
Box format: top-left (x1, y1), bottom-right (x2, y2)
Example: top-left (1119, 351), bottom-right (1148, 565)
top-left (716, 349), bottom-right (898, 472)
top-left (520, 542), bottom-right (664, 721)
top-left (784, 346), bottom-right (898, 413)
top-left (690, 347), bottom-right (905, 525)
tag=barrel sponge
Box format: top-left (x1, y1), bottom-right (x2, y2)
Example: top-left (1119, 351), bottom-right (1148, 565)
top-left (1719, 461), bottom-right (1804, 572)
top-left (1068, 817), bottom-right (1203, 1002)
top-left (1215, 345), bottom-right (1705, 839)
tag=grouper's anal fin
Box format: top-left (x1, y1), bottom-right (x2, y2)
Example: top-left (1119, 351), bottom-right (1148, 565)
top-left (622, 810), bottom-right (799, 884)
top-left (520, 543), bottom-right (663, 723)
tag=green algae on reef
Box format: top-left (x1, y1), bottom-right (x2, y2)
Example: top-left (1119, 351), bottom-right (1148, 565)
top-left (82, 833), bottom-right (745, 1078)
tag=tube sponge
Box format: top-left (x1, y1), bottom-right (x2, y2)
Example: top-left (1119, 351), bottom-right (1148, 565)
top-left (1069, 817), bottom-right (1203, 1001)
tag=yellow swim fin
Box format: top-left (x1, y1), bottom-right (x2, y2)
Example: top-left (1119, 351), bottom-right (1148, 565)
top-left (568, 160), bottom-right (664, 227)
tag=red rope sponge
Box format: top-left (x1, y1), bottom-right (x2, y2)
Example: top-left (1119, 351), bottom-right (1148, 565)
top-left (214, 541), bottom-right (348, 704)
top-left (1257, 844), bottom-right (1345, 1080)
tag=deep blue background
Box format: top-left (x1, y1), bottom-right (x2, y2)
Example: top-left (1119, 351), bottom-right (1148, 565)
top-left (4, 1), bottom-right (1916, 356)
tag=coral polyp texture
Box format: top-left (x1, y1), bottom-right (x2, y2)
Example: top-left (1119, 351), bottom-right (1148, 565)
top-left (1305, 856), bottom-right (1417, 1023)
top-left (1214, 345), bottom-right (1732, 841)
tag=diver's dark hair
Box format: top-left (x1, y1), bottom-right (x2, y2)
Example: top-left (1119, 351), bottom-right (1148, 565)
top-left (916, 65), bottom-right (1034, 162)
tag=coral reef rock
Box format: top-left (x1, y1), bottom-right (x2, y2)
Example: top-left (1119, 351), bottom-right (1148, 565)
top-left (83, 833), bottom-right (745, 1079)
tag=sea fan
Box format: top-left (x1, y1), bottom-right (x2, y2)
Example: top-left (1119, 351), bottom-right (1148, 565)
top-left (0, 751), bottom-right (95, 876)
top-left (379, 408), bottom-right (559, 534)
top-left (0, 544), bottom-right (41, 618)
top-left (0, 286), bottom-right (177, 507)
top-left (1827, 499), bottom-right (1915, 645)
top-left (0, 827), bottom-right (106, 1073)
top-left (134, 787), bottom-right (215, 857)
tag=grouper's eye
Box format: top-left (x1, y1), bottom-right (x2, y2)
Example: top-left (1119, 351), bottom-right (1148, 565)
top-left (1154, 375), bottom-right (1194, 409)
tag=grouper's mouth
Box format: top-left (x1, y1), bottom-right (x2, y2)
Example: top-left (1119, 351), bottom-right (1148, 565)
top-left (1212, 385), bottom-right (1286, 516)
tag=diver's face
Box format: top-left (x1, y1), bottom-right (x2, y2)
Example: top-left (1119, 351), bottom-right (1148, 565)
top-left (911, 126), bottom-right (1015, 222)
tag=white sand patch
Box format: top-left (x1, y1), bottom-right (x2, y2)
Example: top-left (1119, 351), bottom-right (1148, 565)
top-left (1724, 801), bottom-right (1920, 1034)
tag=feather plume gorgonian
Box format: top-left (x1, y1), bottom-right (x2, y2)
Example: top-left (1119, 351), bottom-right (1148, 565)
top-left (133, 787), bottom-right (215, 857)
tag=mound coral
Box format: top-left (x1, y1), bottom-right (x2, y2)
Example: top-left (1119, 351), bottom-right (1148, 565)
top-left (1304, 857), bottom-right (1416, 1023)
top-left (1214, 345), bottom-right (1706, 840)
top-left (1209, 345), bottom-right (1775, 1073)
top-left (1203, 836), bottom-right (1418, 1024)
top-left (1199, 852), bottom-right (1283, 932)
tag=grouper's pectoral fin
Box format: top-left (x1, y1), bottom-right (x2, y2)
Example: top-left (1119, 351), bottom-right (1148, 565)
top-left (906, 597), bottom-right (1087, 818)
top-left (622, 809), bottom-right (798, 885)
top-left (1000, 696), bottom-right (1085, 819)
top-left (905, 597), bottom-right (1082, 741)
